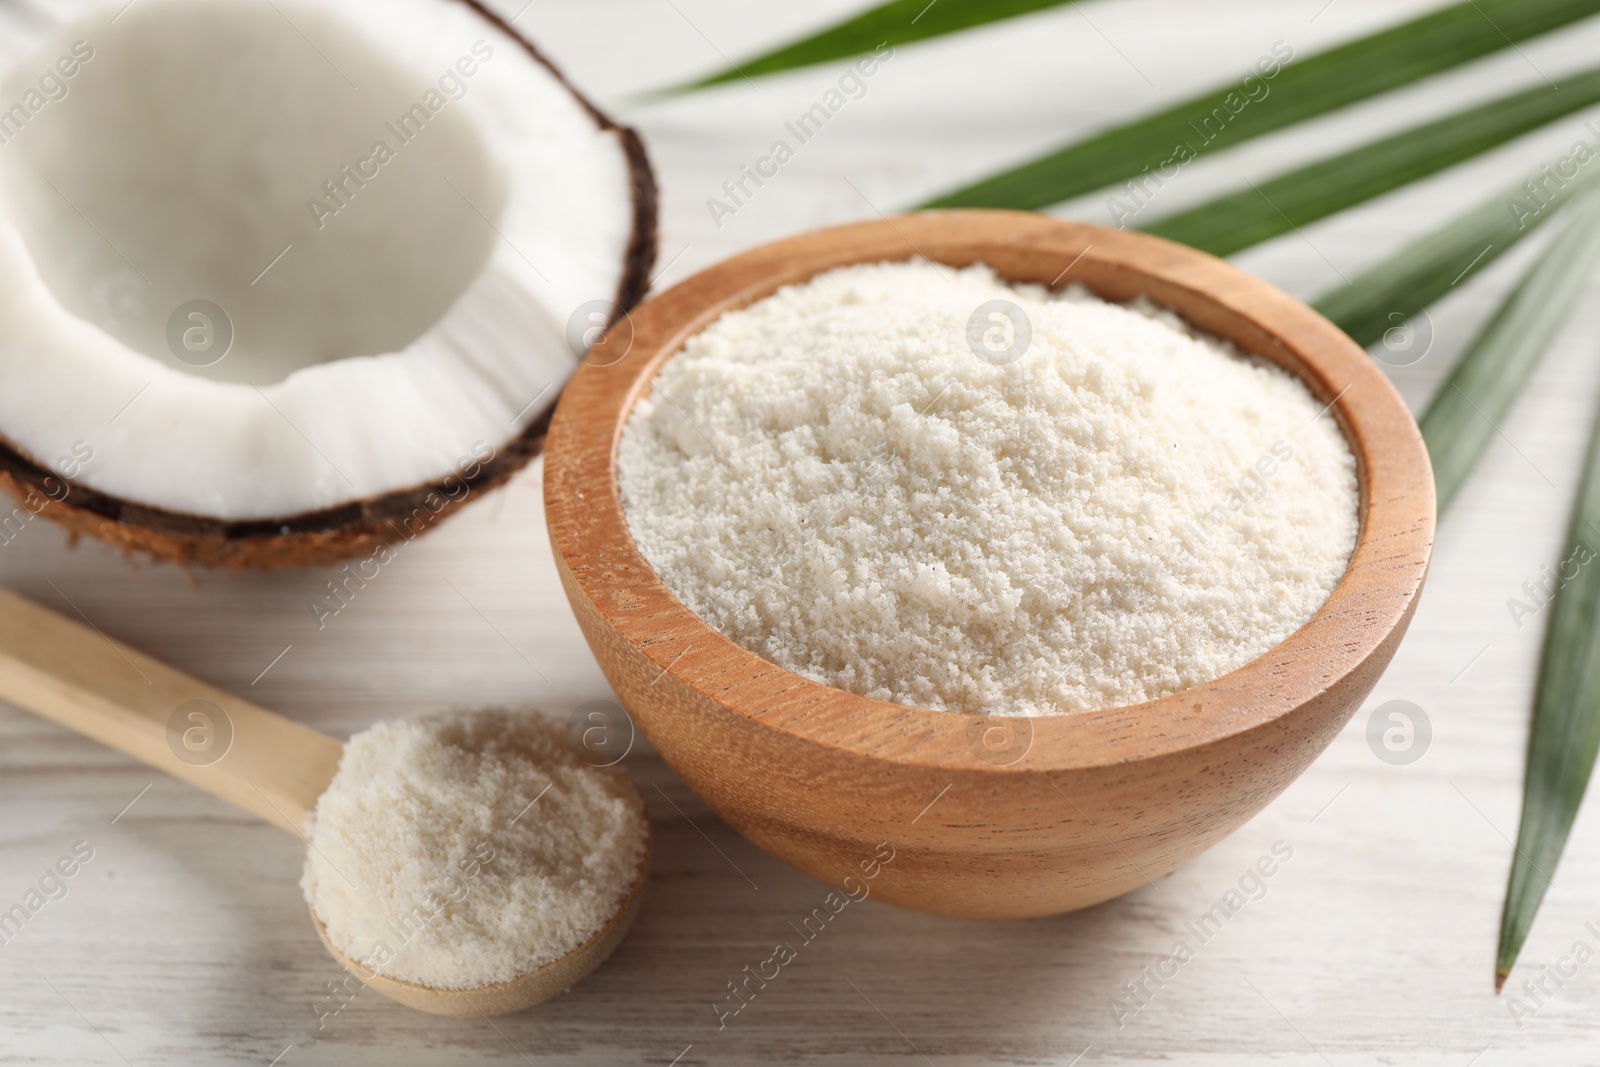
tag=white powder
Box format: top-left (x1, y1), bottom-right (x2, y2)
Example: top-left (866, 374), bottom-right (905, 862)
top-left (617, 260), bottom-right (1359, 716)
top-left (301, 709), bottom-right (648, 990)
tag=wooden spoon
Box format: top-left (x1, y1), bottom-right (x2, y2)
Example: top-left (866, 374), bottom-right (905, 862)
top-left (0, 583), bottom-right (645, 1016)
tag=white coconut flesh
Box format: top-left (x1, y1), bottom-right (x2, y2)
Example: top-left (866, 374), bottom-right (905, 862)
top-left (0, 0), bottom-right (644, 520)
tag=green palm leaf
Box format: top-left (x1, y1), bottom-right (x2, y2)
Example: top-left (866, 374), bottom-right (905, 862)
top-left (1421, 183), bottom-right (1600, 514)
top-left (1312, 185), bottom-right (1600, 992)
top-left (658, 0), bottom-right (1079, 94)
top-left (919, 0), bottom-right (1600, 211)
top-left (1497, 319), bottom-right (1600, 988)
top-left (1143, 71), bottom-right (1600, 256)
top-left (1314, 158), bottom-right (1599, 349)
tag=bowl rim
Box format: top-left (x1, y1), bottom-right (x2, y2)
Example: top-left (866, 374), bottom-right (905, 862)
top-left (544, 209), bottom-right (1435, 773)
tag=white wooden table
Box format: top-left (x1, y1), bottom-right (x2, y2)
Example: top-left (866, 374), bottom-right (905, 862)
top-left (5, 0), bottom-right (1600, 1062)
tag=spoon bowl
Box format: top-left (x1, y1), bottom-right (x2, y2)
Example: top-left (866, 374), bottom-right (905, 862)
top-left (311, 845), bottom-right (649, 1016)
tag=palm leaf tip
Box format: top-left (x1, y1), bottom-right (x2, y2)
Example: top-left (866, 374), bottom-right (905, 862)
top-left (1493, 294), bottom-right (1600, 983)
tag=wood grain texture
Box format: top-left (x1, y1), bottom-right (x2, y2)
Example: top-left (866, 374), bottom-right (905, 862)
top-left (7, 0), bottom-right (1600, 1061)
top-left (544, 210), bottom-right (1436, 918)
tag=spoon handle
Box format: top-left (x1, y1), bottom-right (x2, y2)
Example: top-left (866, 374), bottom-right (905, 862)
top-left (0, 585), bottom-right (341, 834)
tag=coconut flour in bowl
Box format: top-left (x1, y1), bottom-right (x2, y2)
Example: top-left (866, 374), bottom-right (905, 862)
top-left (617, 260), bottom-right (1359, 716)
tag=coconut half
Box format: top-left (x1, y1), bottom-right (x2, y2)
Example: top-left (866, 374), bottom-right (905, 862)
top-left (0, 0), bottom-right (654, 566)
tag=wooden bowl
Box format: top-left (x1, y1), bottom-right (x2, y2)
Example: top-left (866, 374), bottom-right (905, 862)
top-left (543, 210), bottom-right (1434, 920)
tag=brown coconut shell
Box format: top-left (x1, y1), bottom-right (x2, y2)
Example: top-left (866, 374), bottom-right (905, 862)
top-left (0, 0), bottom-right (657, 570)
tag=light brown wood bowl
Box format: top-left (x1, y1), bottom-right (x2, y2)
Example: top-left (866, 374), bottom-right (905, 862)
top-left (543, 210), bottom-right (1435, 920)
